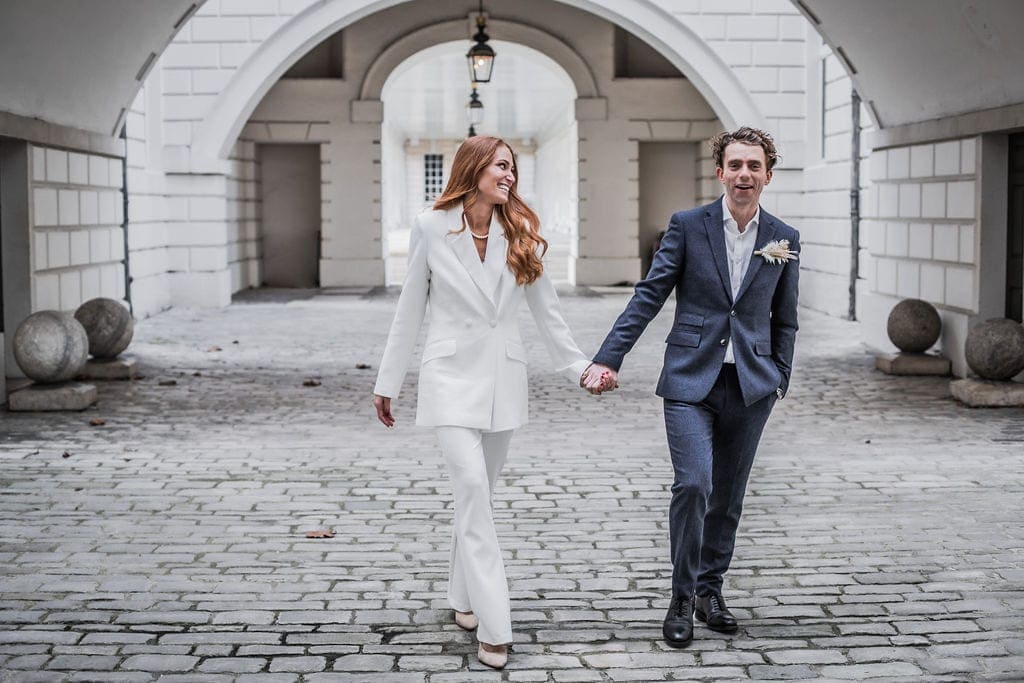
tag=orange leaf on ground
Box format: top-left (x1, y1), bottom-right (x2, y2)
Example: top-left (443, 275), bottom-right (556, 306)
top-left (305, 529), bottom-right (335, 538)
top-left (89, 418), bottom-right (106, 426)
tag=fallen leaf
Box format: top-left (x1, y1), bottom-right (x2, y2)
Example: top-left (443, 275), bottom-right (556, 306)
top-left (206, 346), bottom-right (222, 352)
top-left (232, 340), bottom-right (239, 344)
top-left (303, 379), bottom-right (322, 387)
top-left (89, 418), bottom-right (106, 426)
top-left (193, 372), bottom-right (202, 377)
top-left (355, 363), bottom-right (371, 370)
top-left (305, 529), bottom-right (335, 539)
top-left (158, 379), bottom-right (177, 386)
top-left (62, 451), bottom-right (72, 458)
top-left (133, 374), bottom-right (147, 380)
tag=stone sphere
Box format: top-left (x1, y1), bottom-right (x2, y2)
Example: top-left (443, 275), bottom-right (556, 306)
top-left (887, 299), bottom-right (942, 353)
top-left (13, 311), bottom-right (89, 383)
top-left (965, 318), bottom-right (1024, 380)
top-left (74, 297), bottom-right (134, 359)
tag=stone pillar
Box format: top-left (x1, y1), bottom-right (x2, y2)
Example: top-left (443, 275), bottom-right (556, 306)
top-left (165, 173), bottom-right (232, 308)
top-left (319, 99), bottom-right (386, 287)
top-left (1, 139), bottom-right (32, 389)
top-left (574, 97), bottom-right (642, 285)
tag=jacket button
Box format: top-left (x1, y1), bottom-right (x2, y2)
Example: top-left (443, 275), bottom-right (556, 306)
top-left (719, 338), bottom-right (727, 346)
top-left (730, 310), bottom-right (736, 316)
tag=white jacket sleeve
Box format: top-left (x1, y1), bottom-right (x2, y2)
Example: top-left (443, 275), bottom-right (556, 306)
top-left (524, 269), bottom-right (591, 383)
top-left (373, 217), bottom-right (429, 398)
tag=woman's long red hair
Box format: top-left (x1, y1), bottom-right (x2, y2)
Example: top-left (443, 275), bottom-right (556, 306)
top-left (433, 136), bottom-right (547, 285)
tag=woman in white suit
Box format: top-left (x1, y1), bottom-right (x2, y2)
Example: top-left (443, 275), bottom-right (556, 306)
top-left (372, 136), bottom-right (592, 669)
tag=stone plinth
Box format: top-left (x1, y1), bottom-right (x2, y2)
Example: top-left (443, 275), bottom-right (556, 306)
top-left (8, 382), bottom-right (98, 411)
top-left (950, 378), bottom-right (1024, 407)
top-left (79, 356), bottom-right (137, 380)
top-left (875, 353), bottom-right (952, 376)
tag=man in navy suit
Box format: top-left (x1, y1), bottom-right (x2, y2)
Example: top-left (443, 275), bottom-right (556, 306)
top-left (583, 127), bottom-right (799, 647)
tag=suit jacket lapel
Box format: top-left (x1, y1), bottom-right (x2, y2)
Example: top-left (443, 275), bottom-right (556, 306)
top-left (482, 213), bottom-right (506, 298)
top-left (446, 208), bottom-right (497, 307)
top-left (703, 200), bottom-right (734, 303)
top-left (734, 211), bottom-right (777, 303)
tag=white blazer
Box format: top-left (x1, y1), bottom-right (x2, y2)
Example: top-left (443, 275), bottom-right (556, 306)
top-left (374, 206), bottom-right (590, 431)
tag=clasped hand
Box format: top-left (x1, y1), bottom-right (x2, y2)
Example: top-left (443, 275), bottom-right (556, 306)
top-left (580, 363), bottom-right (618, 395)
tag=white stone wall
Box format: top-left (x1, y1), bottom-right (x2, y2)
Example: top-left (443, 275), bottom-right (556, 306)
top-left (860, 137), bottom-right (980, 375)
top-left (159, 0), bottom-right (319, 173)
top-left (662, 0), bottom-right (809, 197)
top-left (796, 41), bottom-right (873, 318)
top-left (29, 145), bottom-right (125, 313)
top-left (124, 81), bottom-right (172, 318)
top-left (227, 139), bottom-right (260, 292)
top-left (144, 0), bottom-right (815, 294)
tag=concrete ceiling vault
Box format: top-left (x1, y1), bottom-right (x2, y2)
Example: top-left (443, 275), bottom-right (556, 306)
top-left (797, 0), bottom-right (1024, 129)
top-left (0, 0), bottom-right (203, 137)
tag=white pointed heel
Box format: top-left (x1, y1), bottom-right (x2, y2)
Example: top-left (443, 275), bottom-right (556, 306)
top-left (477, 643), bottom-right (508, 669)
top-left (454, 610), bottom-right (478, 631)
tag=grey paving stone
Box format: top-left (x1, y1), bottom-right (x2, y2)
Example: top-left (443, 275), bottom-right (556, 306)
top-left (1, 293), bottom-right (1022, 678)
top-left (121, 654), bottom-right (200, 671)
top-left (197, 657), bottom-right (267, 673)
top-left (818, 662), bottom-right (923, 678)
top-left (47, 654), bottom-right (122, 670)
top-left (267, 655), bottom-right (327, 672)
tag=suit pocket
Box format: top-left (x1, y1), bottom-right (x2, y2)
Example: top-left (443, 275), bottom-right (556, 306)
top-left (506, 340), bottom-right (528, 364)
top-left (677, 312), bottom-right (704, 327)
top-left (422, 338), bottom-right (457, 363)
top-left (665, 330), bottom-right (700, 347)
top-left (754, 340), bottom-right (772, 356)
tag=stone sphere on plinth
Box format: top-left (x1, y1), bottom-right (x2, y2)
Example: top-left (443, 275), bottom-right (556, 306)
top-left (13, 311), bottom-right (89, 383)
top-left (74, 297), bottom-right (134, 359)
top-left (887, 299), bottom-right (941, 353)
top-left (965, 318), bottom-right (1024, 380)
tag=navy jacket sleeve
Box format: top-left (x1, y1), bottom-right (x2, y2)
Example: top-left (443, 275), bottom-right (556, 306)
top-left (592, 211), bottom-right (687, 371)
top-left (770, 228), bottom-right (800, 395)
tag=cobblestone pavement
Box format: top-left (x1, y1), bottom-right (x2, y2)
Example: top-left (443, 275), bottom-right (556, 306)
top-left (1, 287), bottom-right (1023, 682)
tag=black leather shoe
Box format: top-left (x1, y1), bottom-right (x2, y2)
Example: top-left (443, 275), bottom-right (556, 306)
top-left (662, 594), bottom-right (693, 647)
top-left (694, 591), bottom-right (738, 633)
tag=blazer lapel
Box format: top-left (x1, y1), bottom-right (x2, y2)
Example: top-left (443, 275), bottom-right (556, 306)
top-left (482, 213), bottom-right (507, 298)
top-left (734, 210), bottom-right (777, 303)
top-left (703, 200), bottom-right (734, 303)
top-left (446, 209), bottom-right (497, 306)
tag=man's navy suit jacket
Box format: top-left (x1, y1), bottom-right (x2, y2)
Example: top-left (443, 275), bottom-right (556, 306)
top-left (593, 197), bottom-right (800, 407)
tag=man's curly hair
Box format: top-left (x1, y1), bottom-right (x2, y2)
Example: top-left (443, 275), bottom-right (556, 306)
top-left (710, 127), bottom-right (780, 171)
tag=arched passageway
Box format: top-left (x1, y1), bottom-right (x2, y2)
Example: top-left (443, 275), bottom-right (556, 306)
top-left (232, 0), bottom-right (721, 290)
top-left (380, 40), bottom-right (578, 284)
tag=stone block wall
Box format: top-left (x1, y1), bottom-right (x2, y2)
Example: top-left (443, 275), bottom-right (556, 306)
top-left (159, 0), bottom-right (319, 172)
top-left (29, 145), bottom-right (125, 313)
top-left (797, 43), bottom-right (872, 318)
top-left (860, 137), bottom-right (980, 374)
top-left (226, 139), bottom-right (260, 292)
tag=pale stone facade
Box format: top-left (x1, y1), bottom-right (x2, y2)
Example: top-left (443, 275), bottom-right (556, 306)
top-left (2, 0), bottom-right (1023, 386)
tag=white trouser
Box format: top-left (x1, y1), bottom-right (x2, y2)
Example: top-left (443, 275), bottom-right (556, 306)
top-left (435, 426), bottom-right (514, 646)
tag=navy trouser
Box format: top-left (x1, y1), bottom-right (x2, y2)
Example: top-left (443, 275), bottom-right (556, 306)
top-left (663, 363), bottom-right (777, 598)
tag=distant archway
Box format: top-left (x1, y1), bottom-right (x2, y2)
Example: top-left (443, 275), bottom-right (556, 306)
top-left (190, 0), bottom-right (760, 169)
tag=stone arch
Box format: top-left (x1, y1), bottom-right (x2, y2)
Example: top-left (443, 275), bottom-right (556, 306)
top-left (190, 0), bottom-right (762, 168)
top-left (359, 19), bottom-right (597, 101)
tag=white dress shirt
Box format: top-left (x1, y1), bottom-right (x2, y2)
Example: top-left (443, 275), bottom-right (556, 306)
top-left (722, 196), bottom-right (759, 363)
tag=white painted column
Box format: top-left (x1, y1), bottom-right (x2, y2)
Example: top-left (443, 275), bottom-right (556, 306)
top-left (319, 99), bottom-right (385, 286)
top-left (573, 97), bottom-right (642, 285)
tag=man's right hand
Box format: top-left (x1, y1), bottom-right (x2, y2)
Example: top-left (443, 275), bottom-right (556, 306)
top-left (373, 394), bottom-right (395, 427)
top-left (581, 363), bottom-right (618, 395)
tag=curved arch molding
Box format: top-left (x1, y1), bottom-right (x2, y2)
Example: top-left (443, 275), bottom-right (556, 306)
top-left (358, 19), bottom-right (597, 101)
top-left (190, 0), bottom-right (762, 169)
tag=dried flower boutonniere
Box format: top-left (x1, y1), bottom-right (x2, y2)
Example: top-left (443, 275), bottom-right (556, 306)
top-left (754, 239), bottom-right (799, 265)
